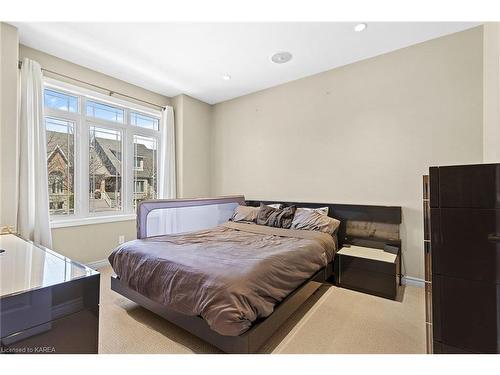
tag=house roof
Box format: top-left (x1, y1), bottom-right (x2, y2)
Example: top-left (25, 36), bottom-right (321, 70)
top-left (93, 138), bottom-right (122, 176)
top-left (47, 131), bottom-right (156, 179)
top-left (47, 130), bottom-right (73, 165)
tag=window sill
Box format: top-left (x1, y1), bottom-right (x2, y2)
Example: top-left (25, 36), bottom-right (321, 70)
top-left (50, 214), bottom-right (136, 229)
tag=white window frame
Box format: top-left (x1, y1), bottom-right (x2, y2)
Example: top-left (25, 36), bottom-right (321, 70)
top-left (44, 78), bottom-right (163, 228)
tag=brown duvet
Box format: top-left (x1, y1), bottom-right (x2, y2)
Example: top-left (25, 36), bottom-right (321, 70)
top-left (108, 222), bottom-right (336, 336)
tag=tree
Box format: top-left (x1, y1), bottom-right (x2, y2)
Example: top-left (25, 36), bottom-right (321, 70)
top-left (46, 131), bottom-right (74, 214)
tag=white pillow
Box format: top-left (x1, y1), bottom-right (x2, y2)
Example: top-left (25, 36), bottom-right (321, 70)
top-left (266, 203), bottom-right (282, 209)
top-left (298, 206), bottom-right (329, 215)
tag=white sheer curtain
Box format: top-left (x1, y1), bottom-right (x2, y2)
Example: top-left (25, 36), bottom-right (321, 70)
top-left (153, 106), bottom-right (177, 235)
top-left (17, 58), bottom-right (52, 248)
top-left (158, 106), bottom-right (176, 199)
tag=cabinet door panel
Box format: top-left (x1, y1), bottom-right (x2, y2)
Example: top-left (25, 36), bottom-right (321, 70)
top-left (438, 277), bottom-right (499, 353)
top-left (430, 208), bottom-right (441, 276)
top-left (432, 208), bottom-right (500, 282)
top-left (432, 275), bottom-right (442, 342)
top-left (437, 164), bottom-right (500, 208)
top-left (434, 340), bottom-right (473, 354)
top-left (429, 167), bottom-right (439, 208)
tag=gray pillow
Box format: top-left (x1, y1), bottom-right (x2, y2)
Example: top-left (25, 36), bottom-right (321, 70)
top-left (230, 205), bottom-right (259, 223)
top-left (256, 204), bottom-right (296, 229)
top-left (291, 208), bottom-right (340, 235)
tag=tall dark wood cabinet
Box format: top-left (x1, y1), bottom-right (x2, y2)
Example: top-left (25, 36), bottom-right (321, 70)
top-left (429, 163), bottom-right (500, 354)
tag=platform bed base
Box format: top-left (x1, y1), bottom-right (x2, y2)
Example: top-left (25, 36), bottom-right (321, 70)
top-left (110, 263), bottom-right (332, 354)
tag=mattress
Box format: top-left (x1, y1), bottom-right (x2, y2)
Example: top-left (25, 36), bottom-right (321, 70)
top-left (108, 221), bottom-right (336, 336)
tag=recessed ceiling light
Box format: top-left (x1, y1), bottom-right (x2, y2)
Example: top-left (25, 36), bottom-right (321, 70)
top-left (354, 23), bottom-right (367, 32)
top-left (271, 51), bottom-right (293, 64)
top-left (222, 74), bottom-right (232, 80)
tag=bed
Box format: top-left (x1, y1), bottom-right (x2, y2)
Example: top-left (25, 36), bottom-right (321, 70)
top-left (109, 196), bottom-right (401, 353)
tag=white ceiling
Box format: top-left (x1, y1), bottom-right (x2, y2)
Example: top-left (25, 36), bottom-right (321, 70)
top-left (13, 22), bottom-right (480, 104)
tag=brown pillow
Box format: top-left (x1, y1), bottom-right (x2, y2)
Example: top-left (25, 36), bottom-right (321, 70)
top-left (256, 203), bottom-right (296, 229)
top-left (291, 208), bottom-right (341, 235)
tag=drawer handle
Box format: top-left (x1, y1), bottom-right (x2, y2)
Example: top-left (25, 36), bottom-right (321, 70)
top-left (488, 234), bottom-right (500, 242)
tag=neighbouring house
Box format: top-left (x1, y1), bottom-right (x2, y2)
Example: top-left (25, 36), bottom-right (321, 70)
top-left (47, 130), bottom-right (74, 214)
top-left (47, 130), bottom-right (157, 215)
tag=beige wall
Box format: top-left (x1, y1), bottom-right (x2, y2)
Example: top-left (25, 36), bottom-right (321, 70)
top-left (211, 27), bottom-right (484, 280)
top-left (51, 220), bottom-right (136, 264)
top-left (483, 23), bottom-right (500, 162)
top-left (0, 23), bottom-right (19, 229)
top-left (172, 94), bottom-right (212, 198)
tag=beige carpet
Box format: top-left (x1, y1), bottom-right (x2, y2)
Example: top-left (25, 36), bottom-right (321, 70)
top-left (98, 266), bottom-right (426, 354)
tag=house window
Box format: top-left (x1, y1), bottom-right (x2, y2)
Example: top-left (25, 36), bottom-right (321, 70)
top-left (43, 79), bottom-right (164, 224)
top-left (134, 156), bottom-right (143, 170)
top-left (134, 180), bottom-right (145, 193)
top-left (49, 171), bottom-right (64, 194)
top-left (133, 135), bottom-right (157, 208)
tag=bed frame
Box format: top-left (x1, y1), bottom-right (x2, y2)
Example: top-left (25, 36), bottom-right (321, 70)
top-left (111, 196), bottom-right (401, 353)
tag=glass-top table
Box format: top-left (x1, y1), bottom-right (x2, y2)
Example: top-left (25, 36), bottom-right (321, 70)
top-left (0, 234), bottom-right (98, 299)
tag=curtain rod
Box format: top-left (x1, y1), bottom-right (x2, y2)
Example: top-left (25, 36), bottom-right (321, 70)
top-left (18, 60), bottom-right (166, 111)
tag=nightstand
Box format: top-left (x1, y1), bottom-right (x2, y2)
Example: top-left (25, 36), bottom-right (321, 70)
top-left (334, 245), bottom-right (401, 300)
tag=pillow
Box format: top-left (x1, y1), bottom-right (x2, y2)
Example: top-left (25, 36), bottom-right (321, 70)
top-left (256, 203), bottom-right (296, 229)
top-left (266, 203), bottom-right (282, 209)
top-left (298, 206), bottom-right (329, 215)
top-left (291, 209), bottom-right (340, 235)
top-left (231, 205), bottom-right (259, 223)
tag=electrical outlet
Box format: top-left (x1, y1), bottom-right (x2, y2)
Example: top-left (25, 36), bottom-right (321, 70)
top-left (0, 225), bottom-right (15, 235)
top-left (118, 235), bottom-right (125, 244)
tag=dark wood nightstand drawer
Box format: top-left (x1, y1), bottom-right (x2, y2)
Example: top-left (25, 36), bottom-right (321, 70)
top-left (334, 246), bottom-right (400, 300)
top-left (339, 254), bottom-right (396, 275)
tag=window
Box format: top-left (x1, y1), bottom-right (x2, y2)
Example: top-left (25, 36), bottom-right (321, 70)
top-left (130, 112), bottom-right (159, 131)
top-left (133, 135), bottom-right (157, 207)
top-left (134, 156), bottom-right (144, 170)
top-left (86, 100), bottom-right (124, 123)
top-left (49, 172), bottom-right (64, 194)
top-left (46, 117), bottom-right (75, 216)
top-left (134, 180), bottom-right (145, 193)
top-left (89, 126), bottom-right (122, 212)
top-left (43, 80), bottom-right (163, 224)
top-left (50, 202), bottom-right (64, 210)
top-left (44, 89), bottom-right (78, 113)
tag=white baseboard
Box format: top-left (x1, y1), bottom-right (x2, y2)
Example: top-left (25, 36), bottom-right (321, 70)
top-left (86, 259), bottom-right (109, 270)
top-left (402, 276), bottom-right (425, 288)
